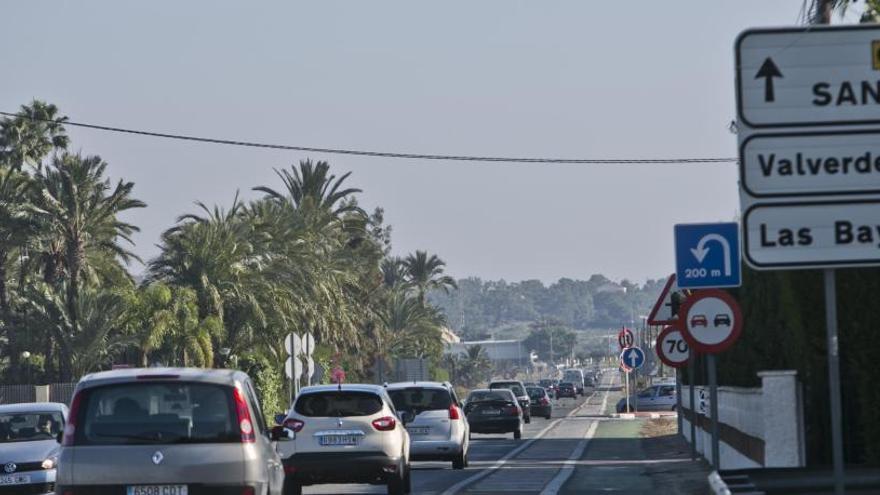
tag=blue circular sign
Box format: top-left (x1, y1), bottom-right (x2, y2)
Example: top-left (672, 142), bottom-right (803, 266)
top-left (619, 346), bottom-right (646, 370)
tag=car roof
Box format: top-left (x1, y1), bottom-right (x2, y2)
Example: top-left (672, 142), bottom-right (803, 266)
top-left (384, 381), bottom-right (451, 391)
top-left (489, 380), bottom-right (523, 385)
top-left (77, 367), bottom-right (248, 390)
top-left (0, 402), bottom-right (68, 414)
top-left (298, 384), bottom-right (387, 395)
top-left (468, 388), bottom-right (514, 395)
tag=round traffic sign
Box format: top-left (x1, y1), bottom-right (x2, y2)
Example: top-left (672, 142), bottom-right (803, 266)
top-left (655, 326), bottom-right (690, 368)
top-left (618, 328), bottom-right (634, 349)
top-left (679, 289), bottom-right (743, 354)
top-left (619, 346), bottom-right (646, 370)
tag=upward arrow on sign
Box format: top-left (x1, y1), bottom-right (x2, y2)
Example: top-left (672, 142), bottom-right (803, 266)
top-left (755, 57), bottom-right (782, 103)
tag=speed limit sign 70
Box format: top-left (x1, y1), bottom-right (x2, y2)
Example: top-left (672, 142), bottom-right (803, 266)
top-left (656, 326), bottom-right (690, 368)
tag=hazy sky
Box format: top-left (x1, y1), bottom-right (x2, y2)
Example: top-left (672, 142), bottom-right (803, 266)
top-left (2, 1), bottom-right (863, 284)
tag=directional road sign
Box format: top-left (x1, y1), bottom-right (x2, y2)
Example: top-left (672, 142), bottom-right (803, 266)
top-left (736, 25), bottom-right (880, 128)
top-left (674, 223), bottom-right (741, 289)
top-left (619, 347), bottom-right (645, 370)
top-left (743, 198), bottom-right (880, 269)
top-left (680, 290), bottom-right (743, 354)
top-left (647, 274), bottom-right (688, 325)
top-left (284, 356), bottom-right (303, 380)
top-left (655, 326), bottom-right (690, 368)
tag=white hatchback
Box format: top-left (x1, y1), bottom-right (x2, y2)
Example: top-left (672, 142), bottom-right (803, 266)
top-left (385, 382), bottom-right (469, 469)
top-left (280, 384), bottom-right (412, 495)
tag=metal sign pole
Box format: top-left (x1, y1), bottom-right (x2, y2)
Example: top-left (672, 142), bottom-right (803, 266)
top-left (675, 368), bottom-right (683, 435)
top-left (708, 354), bottom-right (720, 470)
top-left (688, 357), bottom-right (696, 461)
top-left (625, 370), bottom-right (630, 412)
top-left (824, 268), bottom-right (845, 495)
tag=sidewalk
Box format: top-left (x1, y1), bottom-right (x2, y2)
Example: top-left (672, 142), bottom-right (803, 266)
top-left (561, 416), bottom-right (711, 494)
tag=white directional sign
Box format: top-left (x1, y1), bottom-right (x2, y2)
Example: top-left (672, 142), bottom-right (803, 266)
top-left (743, 199), bottom-right (880, 268)
top-left (740, 130), bottom-right (880, 198)
top-left (737, 26), bottom-right (880, 128)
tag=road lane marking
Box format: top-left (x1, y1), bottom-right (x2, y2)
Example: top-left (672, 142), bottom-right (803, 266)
top-left (440, 389), bottom-right (599, 495)
top-left (539, 376), bottom-right (612, 495)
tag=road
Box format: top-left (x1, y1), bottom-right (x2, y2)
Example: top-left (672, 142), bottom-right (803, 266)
top-left (304, 374), bottom-right (619, 495)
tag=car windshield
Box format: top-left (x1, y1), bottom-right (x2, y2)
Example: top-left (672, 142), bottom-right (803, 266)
top-left (295, 391), bottom-right (383, 417)
top-left (0, 411), bottom-right (63, 443)
top-left (527, 387), bottom-right (545, 399)
top-left (77, 382), bottom-right (238, 445)
top-left (388, 387), bottom-right (452, 413)
top-left (539, 380), bottom-right (552, 386)
top-left (560, 382), bottom-right (574, 388)
top-left (489, 383), bottom-right (525, 396)
top-left (467, 390), bottom-right (513, 403)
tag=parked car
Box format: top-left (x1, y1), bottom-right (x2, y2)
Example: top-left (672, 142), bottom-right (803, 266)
top-left (488, 380), bottom-right (531, 423)
top-left (526, 386), bottom-right (552, 420)
top-left (616, 384), bottom-right (678, 412)
top-left (281, 384), bottom-right (412, 495)
top-left (556, 382), bottom-right (577, 399)
top-left (385, 381), bottom-right (469, 469)
top-left (0, 402), bottom-right (67, 495)
top-left (56, 367), bottom-right (288, 495)
top-left (463, 389), bottom-right (524, 439)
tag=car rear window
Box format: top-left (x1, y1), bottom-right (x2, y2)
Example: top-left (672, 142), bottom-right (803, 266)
top-left (467, 390), bottom-right (513, 403)
top-left (489, 382), bottom-right (525, 396)
top-left (526, 387), bottom-right (545, 399)
top-left (294, 391), bottom-right (383, 417)
top-left (0, 411), bottom-right (64, 443)
top-left (388, 388), bottom-right (452, 413)
top-left (77, 382), bottom-right (238, 445)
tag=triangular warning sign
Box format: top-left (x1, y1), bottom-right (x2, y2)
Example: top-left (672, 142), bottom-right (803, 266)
top-left (647, 274), bottom-right (688, 326)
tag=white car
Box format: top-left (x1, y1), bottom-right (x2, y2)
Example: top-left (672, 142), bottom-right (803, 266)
top-left (280, 384), bottom-right (412, 495)
top-left (616, 384), bottom-right (678, 412)
top-left (0, 402), bottom-right (67, 495)
top-left (385, 381), bottom-right (469, 469)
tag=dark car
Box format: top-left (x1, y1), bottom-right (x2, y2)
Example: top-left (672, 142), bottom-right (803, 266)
top-left (714, 313), bottom-right (731, 326)
top-left (463, 389), bottom-right (524, 439)
top-left (526, 386), bottom-right (552, 420)
top-left (556, 382), bottom-right (577, 399)
top-left (488, 380), bottom-right (531, 423)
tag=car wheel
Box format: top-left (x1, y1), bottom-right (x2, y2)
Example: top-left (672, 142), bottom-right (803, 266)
top-left (514, 427), bottom-right (522, 440)
top-left (524, 416), bottom-right (531, 424)
top-left (453, 450), bottom-right (466, 470)
top-left (545, 414), bottom-right (552, 420)
top-left (387, 466), bottom-right (407, 495)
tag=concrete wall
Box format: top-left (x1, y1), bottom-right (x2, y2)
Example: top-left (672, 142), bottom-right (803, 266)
top-left (680, 370), bottom-right (805, 470)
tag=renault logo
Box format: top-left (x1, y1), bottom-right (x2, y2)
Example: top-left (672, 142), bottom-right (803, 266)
top-left (3, 463), bottom-right (15, 474)
top-left (151, 451), bottom-right (164, 465)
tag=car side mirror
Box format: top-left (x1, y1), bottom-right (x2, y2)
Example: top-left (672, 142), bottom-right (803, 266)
top-left (399, 411), bottom-right (415, 425)
top-left (274, 413), bottom-right (286, 426)
top-left (56, 430), bottom-right (64, 444)
top-left (270, 425), bottom-right (293, 441)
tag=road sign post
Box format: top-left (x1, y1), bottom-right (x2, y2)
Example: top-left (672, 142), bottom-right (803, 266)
top-left (707, 354), bottom-right (720, 470)
top-left (825, 269), bottom-right (846, 495)
top-left (688, 356), bottom-right (697, 461)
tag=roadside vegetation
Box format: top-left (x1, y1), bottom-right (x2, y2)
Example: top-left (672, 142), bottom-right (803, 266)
top-left (0, 100), bottom-right (455, 414)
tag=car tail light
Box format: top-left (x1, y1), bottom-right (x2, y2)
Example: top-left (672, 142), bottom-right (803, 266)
top-left (505, 405), bottom-right (519, 416)
top-left (540, 397), bottom-right (550, 406)
top-left (240, 488), bottom-right (255, 495)
top-left (372, 416), bottom-right (397, 431)
top-left (233, 387), bottom-right (256, 443)
top-left (448, 404), bottom-right (461, 420)
top-left (62, 391), bottom-right (83, 446)
top-left (283, 418), bottom-right (305, 433)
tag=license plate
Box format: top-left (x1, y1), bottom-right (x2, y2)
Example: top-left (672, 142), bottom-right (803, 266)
top-left (126, 485), bottom-right (188, 495)
top-left (319, 434), bottom-right (359, 446)
top-left (481, 409), bottom-right (501, 415)
top-left (407, 427), bottom-right (430, 435)
top-left (0, 474), bottom-right (30, 485)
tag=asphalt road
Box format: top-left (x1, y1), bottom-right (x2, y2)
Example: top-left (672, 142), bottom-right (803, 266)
top-left (303, 375), bottom-right (617, 495)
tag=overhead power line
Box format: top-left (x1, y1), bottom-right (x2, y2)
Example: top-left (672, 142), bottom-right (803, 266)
top-left (0, 110), bottom-right (738, 165)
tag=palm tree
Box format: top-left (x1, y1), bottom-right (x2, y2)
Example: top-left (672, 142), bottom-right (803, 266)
top-left (404, 251), bottom-right (458, 305)
top-left (31, 153), bottom-right (145, 331)
top-left (253, 159), bottom-right (365, 217)
top-left (0, 100), bottom-right (69, 171)
top-left (459, 345), bottom-right (492, 388)
top-left (383, 290), bottom-right (445, 359)
top-left (0, 168), bottom-right (38, 315)
top-left (381, 257), bottom-right (410, 291)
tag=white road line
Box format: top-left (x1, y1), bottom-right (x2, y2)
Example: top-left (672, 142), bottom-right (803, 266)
top-left (440, 390), bottom-right (598, 495)
top-left (539, 376), bottom-right (613, 495)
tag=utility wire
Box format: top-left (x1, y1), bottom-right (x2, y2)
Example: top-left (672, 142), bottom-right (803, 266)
top-left (0, 110), bottom-right (738, 165)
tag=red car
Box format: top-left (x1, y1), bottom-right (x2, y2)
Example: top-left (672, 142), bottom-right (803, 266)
top-left (690, 314), bottom-right (708, 327)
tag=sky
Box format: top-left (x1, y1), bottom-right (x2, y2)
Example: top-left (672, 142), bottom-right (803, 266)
top-left (2, 1), bottom-right (864, 284)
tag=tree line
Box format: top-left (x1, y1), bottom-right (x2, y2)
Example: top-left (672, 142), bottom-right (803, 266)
top-left (428, 275), bottom-right (665, 339)
top-left (0, 100), bottom-right (456, 415)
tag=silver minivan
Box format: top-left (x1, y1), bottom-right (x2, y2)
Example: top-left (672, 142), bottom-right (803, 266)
top-left (56, 367), bottom-right (288, 495)
top-left (385, 381), bottom-right (469, 469)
